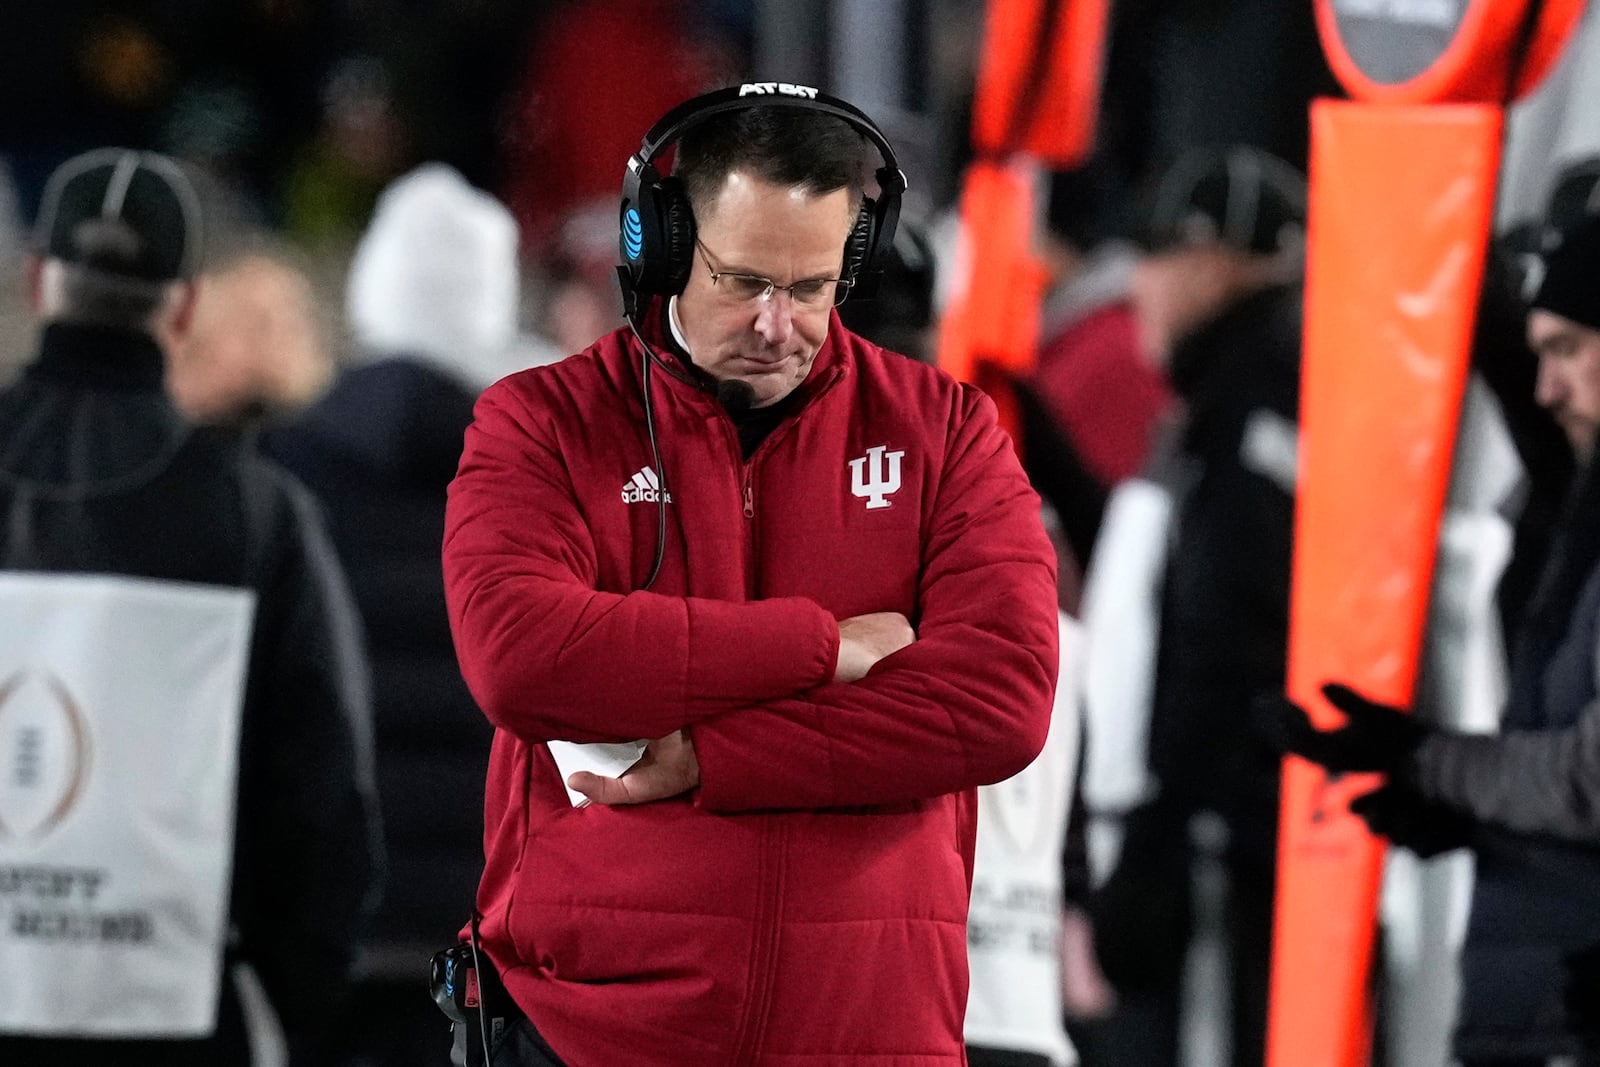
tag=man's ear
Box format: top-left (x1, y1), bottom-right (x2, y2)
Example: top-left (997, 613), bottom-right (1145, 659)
top-left (167, 277), bottom-right (203, 337)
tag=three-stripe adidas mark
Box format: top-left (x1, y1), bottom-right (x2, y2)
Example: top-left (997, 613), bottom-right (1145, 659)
top-left (621, 466), bottom-right (671, 504)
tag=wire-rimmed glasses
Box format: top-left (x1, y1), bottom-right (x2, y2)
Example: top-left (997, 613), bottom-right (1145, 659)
top-left (696, 240), bottom-right (853, 308)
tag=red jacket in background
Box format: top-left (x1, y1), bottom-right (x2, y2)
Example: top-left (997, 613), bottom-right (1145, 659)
top-left (443, 303), bottom-right (1059, 1066)
top-left (499, 0), bottom-right (723, 255)
top-left (1031, 301), bottom-right (1172, 488)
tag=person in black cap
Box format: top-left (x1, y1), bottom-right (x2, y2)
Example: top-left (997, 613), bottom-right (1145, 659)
top-left (1078, 144), bottom-right (1307, 1067)
top-left (0, 148), bottom-right (380, 1066)
top-left (1264, 213), bottom-right (1600, 1066)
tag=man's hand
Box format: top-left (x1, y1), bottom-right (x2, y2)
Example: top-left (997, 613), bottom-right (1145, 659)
top-left (1060, 904), bottom-right (1117, 1019)
top-left (1348, 783), bottom-right (1474, 858)
top-left (568, 730), bottom-right (699, 806)
top-left (1255, 682), bottom-right (1426, 774)
top-left (834, 611), bottom-right (915, 683)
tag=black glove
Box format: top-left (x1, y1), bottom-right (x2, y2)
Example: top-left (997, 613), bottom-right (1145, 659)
top-left (1255, 682), bottom-right (1427, 774)
top-left (1347, 783), bottom-right (1474, 858)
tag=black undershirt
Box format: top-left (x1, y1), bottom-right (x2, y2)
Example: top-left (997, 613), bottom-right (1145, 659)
top-left (727, 391), bottom-right (800, 459)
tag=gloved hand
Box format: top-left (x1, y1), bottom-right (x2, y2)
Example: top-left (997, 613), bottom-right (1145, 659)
top-left (1348, 782), bottom-right (1474, 858)
top-left (1255, 682), bottom-right (1427, 774)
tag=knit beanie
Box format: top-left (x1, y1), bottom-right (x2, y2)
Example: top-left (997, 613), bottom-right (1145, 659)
top-left (1532, 214), bottom-right (1600, 332)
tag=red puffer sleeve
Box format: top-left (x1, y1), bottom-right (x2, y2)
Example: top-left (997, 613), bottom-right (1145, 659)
top-left (691, 385), bottom-right (1059, 809)
top-left (443, 378), bottom-right (839, 743)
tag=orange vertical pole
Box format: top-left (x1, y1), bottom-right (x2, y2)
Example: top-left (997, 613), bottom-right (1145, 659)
top-left (942, 0), bottom-right (1111, 443)
top-left (1267, 100), bottom-right (1502, 1067)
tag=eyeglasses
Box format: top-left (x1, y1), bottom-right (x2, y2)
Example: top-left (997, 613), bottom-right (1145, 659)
top-left (696, 241), bottom-right (853, 308)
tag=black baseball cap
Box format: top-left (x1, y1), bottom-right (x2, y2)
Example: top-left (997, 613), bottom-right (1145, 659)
top-left (1139, 145), bottom-right (1307, 258)
top-left (33, 148), bottom-right (202, 282)
top-left (1532, 214), bottom-right (1600, 334)
top-left (1044, 158), bottom-right (1120, 252)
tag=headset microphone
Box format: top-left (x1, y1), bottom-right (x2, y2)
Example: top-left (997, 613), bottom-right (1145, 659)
top-left (715, 379), bottom-right (757, 416)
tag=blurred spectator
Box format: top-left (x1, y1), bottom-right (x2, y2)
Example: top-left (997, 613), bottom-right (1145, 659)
top-left (164, 243), bottom-right (334, 426)
top-left (340, 0), bottom-right (540, 191)
top-left (498, 0), bottom-right (735, 256)
top-left (837, 217), bottom-right (939, 364)
top-left (0, 147), bottom-right (378, 1067)
top-left (1080, 145), bottom-right (1306, 1067)
top-left (535, 195), bottom-right (624, 356)
top-left (966, 606), bottom-right (1086, 1067)
top-left (1030, 162), bottom-right (1171, 491)
top-left (261, 163), bottom-right (531, 1067)
top-left (1018, 161), bottom-right (1176, 574)
top-left (282, 56), bottom-right (410, 250)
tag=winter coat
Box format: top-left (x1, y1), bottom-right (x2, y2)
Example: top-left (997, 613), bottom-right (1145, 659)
top-left (1409, 459), bottom-right (1600, 1060)
top-left (265, 358), bottom-right (490, 962)
top-left (442, 301), bottom-right (1059, 1067)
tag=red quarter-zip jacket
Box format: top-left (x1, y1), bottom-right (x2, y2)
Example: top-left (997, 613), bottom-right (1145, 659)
top-left (443, 302), bottom-right (1058, 1066)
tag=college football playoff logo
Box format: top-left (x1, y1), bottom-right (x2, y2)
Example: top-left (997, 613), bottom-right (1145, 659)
top-left (0, 671), bottom-right (92, 842)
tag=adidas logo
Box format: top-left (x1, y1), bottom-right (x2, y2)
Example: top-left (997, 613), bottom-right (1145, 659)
top-left (621, 466), bottom-right (672, 504)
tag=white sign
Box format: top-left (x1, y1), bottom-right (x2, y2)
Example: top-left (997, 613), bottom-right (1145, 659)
top-left (0, 573), bottom-right (254, 1037)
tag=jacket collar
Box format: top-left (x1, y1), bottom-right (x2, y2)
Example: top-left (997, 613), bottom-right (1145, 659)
top-left (27, 321), bottom-right (168, 392)
top-left (628, 293), bottom-right (849, 406)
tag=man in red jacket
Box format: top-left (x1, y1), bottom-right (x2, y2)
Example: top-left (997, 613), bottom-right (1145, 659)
top-left (443, 86), bottom-right (1059, 1067)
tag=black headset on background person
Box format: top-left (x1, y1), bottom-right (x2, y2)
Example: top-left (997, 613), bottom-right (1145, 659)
top-left (615, 84), bottom-right (908, 591)
top-left (617, 83), bottom-right (908, 316)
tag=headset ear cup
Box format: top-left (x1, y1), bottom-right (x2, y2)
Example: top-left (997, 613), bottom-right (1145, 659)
top-left (844, 198), bottom-right (877, 286)
top-left (656, 176), bottom-right (696, 295)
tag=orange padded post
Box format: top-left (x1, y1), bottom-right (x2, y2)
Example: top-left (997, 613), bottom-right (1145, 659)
top-left (1267, 100), bottom-right (1502, 1067)
top-left (942, 0), bottom-right (1110, 442)
top-left (972, 0), bottom-right (1111, 167)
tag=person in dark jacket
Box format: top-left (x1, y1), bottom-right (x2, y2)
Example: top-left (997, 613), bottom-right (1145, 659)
top-left (1267, 214), bottom-right (1600, 1066)
top-left (1081, 145), bottom-right (1307, 1067)
top-left (0, 148), bottom-right (380, 1067)
top-left (442, 86), bottom-right (1059, 1067)
top-left (263, 162), bottom-right (539, 1066)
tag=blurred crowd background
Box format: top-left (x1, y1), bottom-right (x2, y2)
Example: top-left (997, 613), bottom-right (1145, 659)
top-left (0, 0), bottom-right (1351, 387)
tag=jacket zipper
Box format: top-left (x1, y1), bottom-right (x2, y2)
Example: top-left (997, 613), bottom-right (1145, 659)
top-left (720, 368), bottom-right (842, 1061)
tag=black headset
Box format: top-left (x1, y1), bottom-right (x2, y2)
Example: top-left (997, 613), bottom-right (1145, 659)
top-left (618, 83), bottom-right (907, 308)
top-left (617, 85), bottom-right (906, 591)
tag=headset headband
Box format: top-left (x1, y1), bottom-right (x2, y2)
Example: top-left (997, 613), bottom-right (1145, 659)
top-left (629, 84), bottom-right (906, 197)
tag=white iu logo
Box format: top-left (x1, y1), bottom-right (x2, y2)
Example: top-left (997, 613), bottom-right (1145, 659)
top-left (848, 445), bottom-right (906, 510)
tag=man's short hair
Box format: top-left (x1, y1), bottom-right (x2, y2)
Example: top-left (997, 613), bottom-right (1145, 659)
top-left (674, 106), bottom-right (870, 220)
top-left (39, 260), bottom-right (175, 327)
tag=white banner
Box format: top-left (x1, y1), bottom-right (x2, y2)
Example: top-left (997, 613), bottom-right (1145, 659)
top-left (0, 572), bottom-right (254, 1037)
